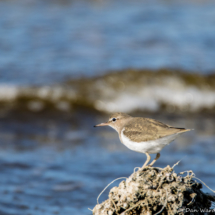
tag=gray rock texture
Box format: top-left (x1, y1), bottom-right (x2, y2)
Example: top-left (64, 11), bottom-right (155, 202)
top-left (93, 166), bottom-right (215, 215)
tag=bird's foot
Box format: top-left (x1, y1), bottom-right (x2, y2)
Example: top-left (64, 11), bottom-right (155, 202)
top-left (134, 164), bottom-right (154, 173)
top-left (140, 165), bottom-right (148, 171)
top-left (140, 164), bottom-right (153, 171)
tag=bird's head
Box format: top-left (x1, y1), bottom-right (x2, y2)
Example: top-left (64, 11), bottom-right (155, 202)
top-left (94, 112), bottom-right (132, 133)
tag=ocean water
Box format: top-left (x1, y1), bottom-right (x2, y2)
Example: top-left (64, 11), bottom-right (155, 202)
top-left (0, 0), bottom-right (215, 215)
top-left (0, 111), bottom-right (215, 215)
top-left (0, 0), bottom-right (215, 85)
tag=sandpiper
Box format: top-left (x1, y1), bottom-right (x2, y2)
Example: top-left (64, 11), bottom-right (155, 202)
top-left (94, 112), bottom-right (192, 168)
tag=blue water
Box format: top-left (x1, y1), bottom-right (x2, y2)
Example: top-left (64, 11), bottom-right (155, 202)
top-left (0, 1), bottom-right (215, 214)
top-left (0, 0), bottom-right (215, 85)
top-left (0, 112), bottom-right (215, 215)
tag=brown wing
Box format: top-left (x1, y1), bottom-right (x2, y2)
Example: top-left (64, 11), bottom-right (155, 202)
top-left (123, 117), bottom-right (189, 142)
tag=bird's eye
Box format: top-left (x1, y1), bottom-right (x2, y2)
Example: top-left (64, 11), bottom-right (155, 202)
top-left (112, 118), bottom-right (116, 122)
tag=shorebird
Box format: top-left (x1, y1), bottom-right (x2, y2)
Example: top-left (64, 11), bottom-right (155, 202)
top-left (94, 112), bottom-right (192, 168)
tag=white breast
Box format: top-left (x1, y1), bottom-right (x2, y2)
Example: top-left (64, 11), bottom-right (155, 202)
top-left (120, 128), bottom-right (180, 154)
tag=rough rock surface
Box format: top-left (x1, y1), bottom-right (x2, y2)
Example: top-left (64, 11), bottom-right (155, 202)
top-left (93, 165), bottom-right (215, 215)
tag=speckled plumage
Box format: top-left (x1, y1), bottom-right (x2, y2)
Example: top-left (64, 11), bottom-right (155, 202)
top-left (121, 117), bottom-right (189, 142)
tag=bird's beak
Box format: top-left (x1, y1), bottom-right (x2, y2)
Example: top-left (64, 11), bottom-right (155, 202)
top-left (94, 122), bottom-right (110, 127)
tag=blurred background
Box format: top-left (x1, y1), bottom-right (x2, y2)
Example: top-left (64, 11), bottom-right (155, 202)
top-left (0, 0), bottom-right (215, 214)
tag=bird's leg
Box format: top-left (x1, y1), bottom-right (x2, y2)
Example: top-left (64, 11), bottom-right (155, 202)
top-left (141, 153), bottom-right (151, 169)
top-left (148, 153), bottom-right (160, 167)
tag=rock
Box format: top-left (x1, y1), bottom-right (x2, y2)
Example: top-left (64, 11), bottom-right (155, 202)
top-left (93, 165), bottom-right (215, 215)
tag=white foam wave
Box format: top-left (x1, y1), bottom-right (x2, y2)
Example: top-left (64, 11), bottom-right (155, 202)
top-left (0, 84), bottom-right (19, 101)
top-left (0, 77), bottom-right (215, 113)
top-left (94, 78), bottom-right (215, 113)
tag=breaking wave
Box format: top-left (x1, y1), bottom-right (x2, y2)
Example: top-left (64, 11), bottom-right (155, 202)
top-left (0, 69), bottom-right (215, 114)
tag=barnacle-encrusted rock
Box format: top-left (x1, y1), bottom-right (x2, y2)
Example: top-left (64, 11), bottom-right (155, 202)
top-left (93, 165), bottom-right (215, 215)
